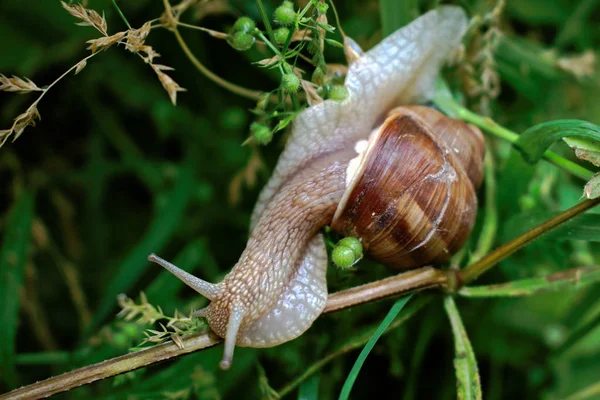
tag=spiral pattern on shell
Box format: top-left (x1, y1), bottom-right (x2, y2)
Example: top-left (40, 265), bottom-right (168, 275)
top-left (331, 106), bottom-right (485, 269)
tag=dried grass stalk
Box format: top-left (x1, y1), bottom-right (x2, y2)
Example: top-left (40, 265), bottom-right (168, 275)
top-left (0, 74), bottom-right (43, 93)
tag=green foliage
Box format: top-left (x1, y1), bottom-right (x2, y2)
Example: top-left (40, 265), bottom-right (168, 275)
top-left (338, 295), bottom-right (412, 400)
top-left (517, 120), bottom-right (600, 163)
top-left (444, 296), bottom-right (482, 400)
top-left (0, 192), bottom-right (34, 386)
top-left (0, 0), bottom-right (599, 399)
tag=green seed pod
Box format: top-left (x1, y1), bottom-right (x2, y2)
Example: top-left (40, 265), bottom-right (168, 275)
top-left (251, 122), bottom-right (273, 145)
top-left (332, 246), bottom-right (356, 269)
top-left (281, 73), bottom-right (300, 92)
top-left (274, 1), bottom-right (296, 26)
top-left (229, 31), bottom-right (255, 51)
top-left (328, 84), bottom-right (348, 101)
top-left (273, 27), bottom-right (290, 45)
top-left (337, 237), bottom-right (363, 259)
top-left (233, 16), bottom-right (256, 34)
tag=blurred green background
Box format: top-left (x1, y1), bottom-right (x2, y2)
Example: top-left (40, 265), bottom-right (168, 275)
top-left (1, 0), bottom-right (599, 399)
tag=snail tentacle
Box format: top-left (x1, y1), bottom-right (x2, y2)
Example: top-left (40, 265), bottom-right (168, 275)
top-left (147, 253), bottom-right (220, 301)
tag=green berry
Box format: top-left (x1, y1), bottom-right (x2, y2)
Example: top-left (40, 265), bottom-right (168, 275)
top-left (316, 2), bottom-right (329, 14)
top-left (233, 16), bottom-right (256, 33)
top-left (228, 31), bottom-right (255, 51)
top-left (337, 237), bottom-right (362, 259)
top-left (332, 246), bottom-right (356, 269)
top-left (281, 73), bottom-right (300, 92)
top-left (273, 27), bottom-right (290, 45)
top-left (329, 84), bottom-right (348, 101)
top-left (251, 122), bottom-right (272, 145)
top-left (274, 1), bottom-right (296, 25)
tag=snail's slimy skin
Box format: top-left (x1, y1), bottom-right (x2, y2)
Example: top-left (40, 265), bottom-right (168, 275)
top-left (149, 6), bottom-right (469, 369)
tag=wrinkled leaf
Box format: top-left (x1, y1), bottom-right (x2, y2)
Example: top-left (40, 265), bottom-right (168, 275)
top-left (444, 296), bottom-right (482, 400)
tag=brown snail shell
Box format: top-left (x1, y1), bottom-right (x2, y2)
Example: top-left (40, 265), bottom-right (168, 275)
top-left (331, 106), bottom-right (485, 269)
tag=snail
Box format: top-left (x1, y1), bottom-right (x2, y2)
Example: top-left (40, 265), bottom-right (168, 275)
top-left (147, 6), bottom-right (482, 369)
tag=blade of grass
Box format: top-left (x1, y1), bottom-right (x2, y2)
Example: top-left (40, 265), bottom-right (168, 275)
top-left (278, 297), bottom-right (430, 398)
top-left (444, 296), bottom-right (482, 400)
top-left (338, 295), bottom-right (412, 400)
top-left (0, 191), bottom-right (34, 387)
top-left (459, 266), bottom-right (600, 297)
top-left (89, 159), bottom-right (195, 332)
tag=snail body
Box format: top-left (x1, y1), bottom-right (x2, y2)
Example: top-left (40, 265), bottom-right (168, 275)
top-left (148, 6), bottom-right (481, 369)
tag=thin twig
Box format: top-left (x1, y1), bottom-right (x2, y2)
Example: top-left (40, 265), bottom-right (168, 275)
top-left (0, 270), bottom-right (442, 400)
top-left (459, 198), bottom-right (600, 283)
top-left (162, 0), bottom-right (263, 101)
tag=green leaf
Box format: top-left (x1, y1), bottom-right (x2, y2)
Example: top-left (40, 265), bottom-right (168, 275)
top-left (459, 266), bottom-right (600, 297)
top-left (516, 120), bottom-right (600, 164)
top-left (338, 295), bottom-right (412, 400)
top-left (0, 192), bottom-right (35, 386)
top-left (444, 296), bottom-right (482, 400)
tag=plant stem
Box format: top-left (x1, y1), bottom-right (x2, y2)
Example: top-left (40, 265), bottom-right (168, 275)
top-left (162, 0), bottom-right (262, 101)
top-left (255, 0), bottom-right (275, 41)
top-left (468, 144), bottom-right (498, 264)
top-left (1, 275), bottom-right (439, 399)
top-left (277, 297), bottom-right (432, 397)
top-left (324, 267), bottom-right (448, 313)
top-left (459, 198), bottom-right (600, 284)
top-left (0, 332), bottom-right (221, 400)
top-left (440, 98), bottom-right (594, 181)
top-left (5, 195), bottom-right (599, 398)
top-left (111, 0), bottom-right (132, 29)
